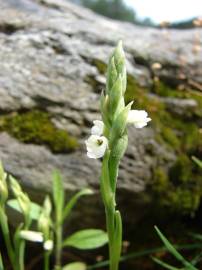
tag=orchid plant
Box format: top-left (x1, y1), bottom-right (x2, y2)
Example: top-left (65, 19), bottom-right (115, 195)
top-left (85, 41), bottom-right (151, 270)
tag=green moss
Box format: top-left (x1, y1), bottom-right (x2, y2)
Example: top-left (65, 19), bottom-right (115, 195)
top-left (153, 81), bottom-right (184, 98)
top-left (170, 154), bottom-right (192, 184)
top-left (154, 80), bottom-right (202, 117)
top-left (92, 59), bottom-right (107, 74)
top-left (161, 127), bottom-right (180, 149)
top-left (152, 167), bottom-right (169, 193)
top-left (0, 110), bottom-right (79, 153)
top-left (152, 164), bottom-right (202, 214)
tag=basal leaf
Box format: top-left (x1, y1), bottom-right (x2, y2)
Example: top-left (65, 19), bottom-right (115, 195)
top-left (63, 229), bottom-right (108, 250)
top-left (62, 262), bottom-right (86, 270)
top-left (7, 199), bottom-right (41, 220)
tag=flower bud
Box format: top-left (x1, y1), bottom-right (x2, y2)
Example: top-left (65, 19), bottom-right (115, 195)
top-left (109, 101), bottom-right (133, 146)
top-left (109, 75), bottom-right (125, 121)
top-left (38, 196), bottom-right (52, 239)
top-left (19, 230), bottom-right (43, 242)
top-left (106, 56), bottom-right (118, 94)
top-left (43, 239), bottom-right (53, 251)
top-left (43, 196), bottom-right (52, 216)
top-left (10, 176), bottom-right (31, 217)
top-left (100, 93), bottom-right (110, 127)
top-left (112, 40), bottom-right (126, 94)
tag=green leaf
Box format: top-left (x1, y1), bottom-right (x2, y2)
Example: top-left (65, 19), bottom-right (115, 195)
top-left (7, 199), bottom-right (41, 220)
top-left (154, 226), bottom-right (197, 270)
top-left (52, 170), bottom-right (64, 218)
top-left (63, 229), bottom-right (108, 250)
top-left (62, 262), bottom-right (86, 270)
top-left (112, 211), bottom-right (122, 267)
top-left (189, 232), bottom-right (202, 241)
top-left (152, 257), bottom-right (181, 270)
top-left (192, 156), bottom-right (202, 168)
top-left (63, 188), bottom-right (93, 221)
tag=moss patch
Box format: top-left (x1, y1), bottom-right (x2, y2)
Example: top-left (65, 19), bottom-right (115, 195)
top-left (92, 59), bottom-right (107, 74)
top-left (0, 110), bottom-right (79, 153)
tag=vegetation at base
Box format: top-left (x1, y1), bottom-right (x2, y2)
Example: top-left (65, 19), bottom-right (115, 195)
top-left (89, 57), bottom-right (202, 214)
top-left (0, 110), bottom-right (79, 153)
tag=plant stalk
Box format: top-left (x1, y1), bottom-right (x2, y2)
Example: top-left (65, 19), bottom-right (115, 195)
top-left (44, 251), bottom-right (50, 270)
top-left (55, 222), bottom-right (62, 270)
top-left (0, 206), bottom-right (16, 270)
top-left (101, 154), bottom-right (122, 270)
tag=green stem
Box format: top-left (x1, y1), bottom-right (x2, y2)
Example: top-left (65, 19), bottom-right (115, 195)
top-left (0, 251), bottom-right (4, 270)
top-left (44, 251), bottom-right (50, 270)
top-left (55, 223), bottom-right (62, 270)
top-left (101, 154), bottom-right (122, 270)
top-left (0, 206), bottom-right (16, 270)
top-left (18, 241), bottom-right (26, 270)
top-left (18, 217), bottom-right (31, 270)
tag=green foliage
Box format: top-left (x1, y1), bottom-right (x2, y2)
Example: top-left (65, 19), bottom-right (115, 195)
top-left (81, 0), bottom-right (136, 23)
top-left (0, 161), bottom-right (104, 270)
top-left (192, 156), bottom-right (202, 168)
top-left (7, 199), bottom-right (41, 221)
top-left (62, 188), bottom-right (93, 221)
top-left (62, 262), bottom-right (86, 270)
top-left (0, 110), bottom-right (78, 153)
top-left (154, 226), bottom-right (198, 270)
top-left (71, 0), bottom-right (155, 26)
top-left (63, 229), bottom-right (108, 250)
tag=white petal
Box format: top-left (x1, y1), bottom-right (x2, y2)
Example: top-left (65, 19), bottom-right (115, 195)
top-left (127, 110), bottom-right (151, 128)
top-left (85, 135), bottom-right (108, 159)
top-left (19, 230), bottom-right (43, 242)
top-left (91, 120), bottom-right (104, 136)
top-left (87, 151), bottom-right (97, 159)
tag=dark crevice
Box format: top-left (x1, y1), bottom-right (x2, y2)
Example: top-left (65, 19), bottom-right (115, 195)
top-left (33, 95), bottom-right (66, 108)
top-left (0, 23), bottom-right (25, 35)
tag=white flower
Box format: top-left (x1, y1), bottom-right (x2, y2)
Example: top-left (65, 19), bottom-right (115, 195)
top-left (127, 110), bottom-right (151, 128)
top-left (44, 240), bottom-right (53, 251)
top-left (85, 135), bottom-right (108, 159)
top-left (91, 120), bottom-right (104, 136)
top-left (19, 230), bottom-right (43, 242)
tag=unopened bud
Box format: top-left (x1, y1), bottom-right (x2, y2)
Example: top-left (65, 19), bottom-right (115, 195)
top-left (19, 230), bottom-right (43, 242)
top-left (44, 239), bottom-right (53, 251)
top-left (43, 196), bottom-right (52, 216)
top-left (10, 176), bottom-right (31, 217)
top-left (0, 180), bottom-right (8, 204)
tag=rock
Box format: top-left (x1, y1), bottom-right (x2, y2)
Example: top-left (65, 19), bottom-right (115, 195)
top-left (0, 0), bottom-right (201, 232)
top-left (161, 97), bottom-right (198, 118)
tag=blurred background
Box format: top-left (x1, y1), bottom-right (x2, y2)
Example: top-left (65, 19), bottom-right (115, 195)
top-left (70, 0), bottom-right (202, 28)
top-left (0, 0), bottom-right (202, 269)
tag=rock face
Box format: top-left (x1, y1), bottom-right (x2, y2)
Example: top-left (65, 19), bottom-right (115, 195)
top-left (0, 0), bottom-right (202, 230)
